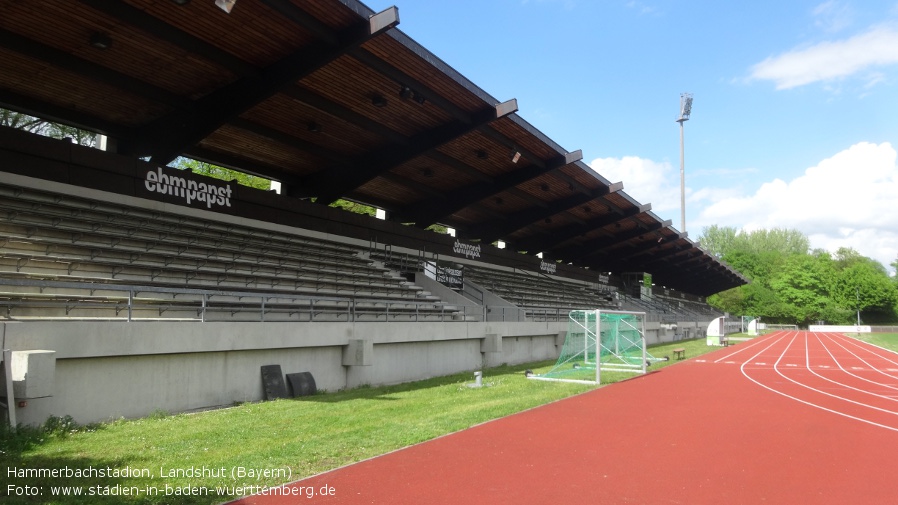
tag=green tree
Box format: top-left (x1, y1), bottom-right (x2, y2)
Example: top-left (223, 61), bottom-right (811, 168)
top-left (832, 261), bottom-right (898, 323)
top-left (169, 157), bottom-right (271, 190)
top-left (745, 228), bottom-right (810, 256)
top-left (768, 252), bottom-right (835, 326)
top-left (741, 283), bottom-right (788, 321)
top-left (722, 249), bottom-right (787, 289)
top-left (330, 199), bottom-right (376, 217)
top-left (700, 227), bottom-right (898, 325)
top-left (698, 226), bottom-right (809, 258)
top-left (834, 247), bottom-right (867, 270)
top-left (707, 287), bottom-right (743, 314)
top-left (698, 225), bottom-right (738, 258)
top-left (2, 107), bottom-right (96, 146)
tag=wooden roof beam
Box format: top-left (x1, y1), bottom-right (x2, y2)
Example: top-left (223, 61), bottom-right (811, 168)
top-left (0, 28), bottom-right (191, 111)
top-left (123, 7), bottom-right (400, 165)
top-left (228, 118), bottom-right (353, 166)
top-left (0, 90), bottom-right (127, 139)
top-left (599, 230), bottom-right (686, 269)
top-left (513, 202), bottom-right (650, 252)
top-left (76, 0), bottom-right (259, 77)
top-left (208, 110), bottom-right (438, 200)
top-left (465, 181), bottom-right (624, 244)
top-left (626, 240), bottom-right (700, 271)
top-left (277, 87), bottom-right (491, 184)
top-left (280, 85), bottom-right (409, 146)
top-left (425, 151), bottom-right (494, 183)
top-left (261, 0), bottom-right (343, 46)
top-left (556, 219), bottom-right (670, 261)
top-left (306, 99), bottom-right (519, 204)
top-left (398, 150), bottom-right (583, 226)
top-left (350, 48), bottom-right (475, 124)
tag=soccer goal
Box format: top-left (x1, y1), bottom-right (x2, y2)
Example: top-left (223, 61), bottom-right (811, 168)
top-left (529, 310), bottom-right (656, 385)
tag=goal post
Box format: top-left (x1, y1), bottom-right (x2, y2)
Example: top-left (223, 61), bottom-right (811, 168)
top-left (529, 309), bottom-right (655, 385)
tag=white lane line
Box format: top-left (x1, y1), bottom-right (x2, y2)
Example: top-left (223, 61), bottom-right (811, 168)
top-left (819, 332), bottom-right (898, 383)
top-left (712, 331), bottom-right (785, 364)
top-left (814, 333), bottom-right (898, 393)
top-left (740, 331), bottom-right (898, 433)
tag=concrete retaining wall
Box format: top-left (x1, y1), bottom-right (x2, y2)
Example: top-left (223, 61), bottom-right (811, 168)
top-left (1, 316), bottom-right (712, 426)
top-left (1, 320), bottom-right (564, 425)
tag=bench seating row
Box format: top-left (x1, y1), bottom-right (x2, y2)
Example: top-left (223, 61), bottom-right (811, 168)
top-left (0, 183), bottom-right (460, 322)
top-left (463, 265), bottom-right (617, 312)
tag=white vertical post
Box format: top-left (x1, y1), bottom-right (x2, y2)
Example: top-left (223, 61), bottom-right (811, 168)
top-left (594, 309), bottom-right (601, 383)
top-left (641, 315), bottom-right (647, 374)
top-left (586, 311), bottom-right (592, 364)
top-left (3, 349), bottom-right (16, 431)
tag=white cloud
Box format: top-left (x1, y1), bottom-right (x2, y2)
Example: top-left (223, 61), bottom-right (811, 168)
top-left (812, 1), bottom-right (854, 33)
top-left (697, 142), bottom-right (898, 271)
top-left (749, 25), bottom-right (898, 89)
top-left (625, 1), bottom-right (658, 15)
top-left (588, 156), bottom-right (681, 213)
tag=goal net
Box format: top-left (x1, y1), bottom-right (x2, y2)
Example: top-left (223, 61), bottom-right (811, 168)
top-left (530, 310), bottom-right (655, 385)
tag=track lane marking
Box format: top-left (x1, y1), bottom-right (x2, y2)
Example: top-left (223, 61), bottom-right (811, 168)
top-left (712, 331), bottom-right (786, 363)
top-left (817, 332), bottom-right (898, 383)
top-left (802, 333), bottom-right (898, 406)
top-left (740, 331), bottom-right (898, 433)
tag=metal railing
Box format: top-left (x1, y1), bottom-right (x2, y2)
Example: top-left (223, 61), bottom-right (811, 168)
top-left (0, 278), bottom-right (451, 323)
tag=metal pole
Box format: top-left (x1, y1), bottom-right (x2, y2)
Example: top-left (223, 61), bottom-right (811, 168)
top-left (676, 92), bottom-right (692, 234)
top-left (679, 119), bottom-right (686, 234)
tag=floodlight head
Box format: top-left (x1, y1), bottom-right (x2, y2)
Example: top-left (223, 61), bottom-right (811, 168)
top-left (215, 0), bottom-right (236, 13)
top-left (677, 92), bottom-right (693, 122)
top-left (89, 32), bottom-right (112, 50)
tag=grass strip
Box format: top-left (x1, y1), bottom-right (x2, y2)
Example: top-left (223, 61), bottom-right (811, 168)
top-left (847, 332), bottom-right (898, 351)
top-left (2, 336), bottom-right (736, 505)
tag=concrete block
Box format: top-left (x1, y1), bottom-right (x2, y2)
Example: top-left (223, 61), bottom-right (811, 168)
top-left (481, 333), bottom-right (502, 353)
top-left (342, 339), bottom-right (372, 366)
top-left (260, 364), bottom-right (288, 400)
top-left (0, 350), bottom-right (56, 399)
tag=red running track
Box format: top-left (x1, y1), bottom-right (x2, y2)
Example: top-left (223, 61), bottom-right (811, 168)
top-left (230, 331), bottom-right (898, 505)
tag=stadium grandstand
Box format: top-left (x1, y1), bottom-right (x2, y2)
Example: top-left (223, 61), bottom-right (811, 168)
top-left (0, 0), bottom-right (747, 425)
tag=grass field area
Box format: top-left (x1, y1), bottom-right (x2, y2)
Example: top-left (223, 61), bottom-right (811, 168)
top-left (850, 332), bottom-right (898, 351)
top-left (3, 336), bottom-right (744, 504)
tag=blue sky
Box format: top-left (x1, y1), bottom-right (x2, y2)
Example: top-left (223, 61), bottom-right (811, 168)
top-left (367, 0), bottom-right (898, 273)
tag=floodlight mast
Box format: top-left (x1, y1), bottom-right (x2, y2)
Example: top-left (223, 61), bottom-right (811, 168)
top-left (676, 93), bottom-right (693, 234)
